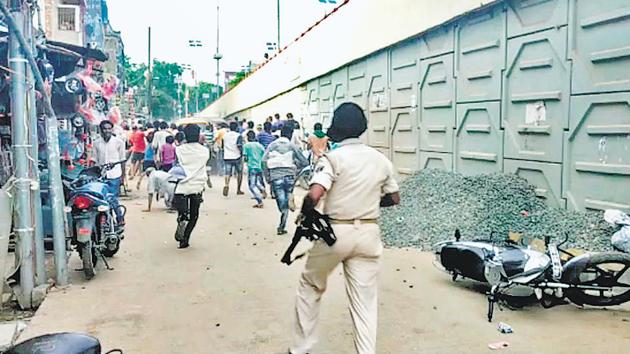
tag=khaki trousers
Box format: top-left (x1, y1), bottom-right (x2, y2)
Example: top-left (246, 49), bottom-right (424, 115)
top-left (290, 224), bottom-right (383, 354)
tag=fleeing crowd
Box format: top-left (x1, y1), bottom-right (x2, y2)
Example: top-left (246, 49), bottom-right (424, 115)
top-left (110, 112), bottom-right (332, 246)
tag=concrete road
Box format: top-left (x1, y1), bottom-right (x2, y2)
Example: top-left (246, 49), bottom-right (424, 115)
top-left (19, 177), bottom-right (630, 353)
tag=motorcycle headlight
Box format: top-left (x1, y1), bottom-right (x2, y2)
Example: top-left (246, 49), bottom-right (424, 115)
top-left (484, 260), bottom-right (504, 286)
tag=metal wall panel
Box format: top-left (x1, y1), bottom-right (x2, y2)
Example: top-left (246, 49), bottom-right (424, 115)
top-left (455, 102), bottom-right (503, 175)
top-left (391, 108), bottom-right (419, 175)
top-left (507, 0), bottom-right (569, 38)
top-left (307, 80), bottom-right (320, 124)
top-left (390, 38), bottom-right (421, 109)
top-left (564, 93), bottom-right (630, 213)
top-left (348, 60), bottom-right (368, 109)
top-left (419, 24), bottom-right (455, 59)
top-left (318, 74), bottom-right (333, 127)
top-left (569, 0), bottom-right (630, 94)
top-left (420, 53), bottom-right (456, 152)
top-left (332, 67), bottom-right (349, 110)
top-left (456, 5), bottom-right (506, 102)
top-left (503, 27), bottom-right (570, 163)
top-left (366, 51), bottom-right (391, 157)
top-left (419, 151), bottom-right (453, 171)
top-left (504, 159), bottom-right (565, 208)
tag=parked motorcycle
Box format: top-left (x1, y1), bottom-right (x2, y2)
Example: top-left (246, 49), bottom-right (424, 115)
top-left (433, 230), bottom-right (630, 321)
top-left (64, 160), bottom-right (126, 280)
top-left (5, 332), bottom-right (122, 353)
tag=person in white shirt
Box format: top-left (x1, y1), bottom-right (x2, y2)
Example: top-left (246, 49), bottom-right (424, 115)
top-left (93, 120), bottom-right (127, 224)
top-left (173, 124), bottom-right (210, 249)
top-left (283, 113), bottom-right (304, 149)
top-left (152, 121), bottom-right (171, 167)
top-left (142, 167), bottom-right (176, 212)
top-left (221, 121), bottom-right (244, 197)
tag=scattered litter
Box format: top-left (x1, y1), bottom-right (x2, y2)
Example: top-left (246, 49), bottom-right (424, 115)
top-left (488, 341), bottom-right (509, 350)
top-left (497, 322), bottom-right (513, 334)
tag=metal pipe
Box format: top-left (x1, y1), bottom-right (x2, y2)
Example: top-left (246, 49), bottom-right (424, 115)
top-left (25, 2), bottom-right (46, 287)
top-left (9, 0), bottom-right (34, 309)
top-left (0, 0), bottom-right (68, 287)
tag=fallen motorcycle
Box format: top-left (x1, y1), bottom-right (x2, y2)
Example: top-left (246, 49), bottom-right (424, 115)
top-left (4, 332), bottom-right (122, 354)
top-left (433, 230), bottom-right (630, 321)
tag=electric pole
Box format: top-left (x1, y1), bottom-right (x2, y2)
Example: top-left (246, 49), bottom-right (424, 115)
top-left (147, 26), bottom-right (152, 122)
top-left (9, 0), bottom-right (34, 309)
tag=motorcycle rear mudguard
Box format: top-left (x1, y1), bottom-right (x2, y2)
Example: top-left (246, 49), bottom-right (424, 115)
top-left (74, 214), bottom-right (95, 243)
top-left (561, 253), bottom-right (592, 284)
top-left (5, 332), bottom-right (102, 354)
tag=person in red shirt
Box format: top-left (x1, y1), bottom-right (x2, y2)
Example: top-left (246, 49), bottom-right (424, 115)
top-left (128, 126), bottom-right (147, 179)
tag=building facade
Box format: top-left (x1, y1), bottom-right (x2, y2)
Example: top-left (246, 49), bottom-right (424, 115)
top-left (40, 0), bottom-right (86, 46)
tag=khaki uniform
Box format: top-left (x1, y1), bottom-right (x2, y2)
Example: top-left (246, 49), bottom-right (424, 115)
top-left (291, 138), bottom-right (399, 354)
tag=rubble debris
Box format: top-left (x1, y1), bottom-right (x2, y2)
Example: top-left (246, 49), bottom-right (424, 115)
top-left (381, 170), bottom-right (614, 251)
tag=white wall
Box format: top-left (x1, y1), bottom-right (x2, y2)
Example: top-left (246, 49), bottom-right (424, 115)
top-left (201, 0), bottom-right (496, 119)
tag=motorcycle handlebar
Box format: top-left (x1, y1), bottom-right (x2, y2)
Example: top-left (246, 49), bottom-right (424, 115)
top-left (101, 159), bottom-right (128, 171)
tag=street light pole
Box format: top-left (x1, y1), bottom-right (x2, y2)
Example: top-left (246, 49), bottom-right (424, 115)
top-left (213, 2), bottom-right (223, 99)
top-left (277, 0), bottom-right (280, 51)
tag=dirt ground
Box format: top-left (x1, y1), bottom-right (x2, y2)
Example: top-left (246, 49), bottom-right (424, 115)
top-left (17, 177), bottom-right (630, 353)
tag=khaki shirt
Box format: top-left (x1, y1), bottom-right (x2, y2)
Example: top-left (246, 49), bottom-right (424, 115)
top-left (310, 138), bottom-right (399, 220)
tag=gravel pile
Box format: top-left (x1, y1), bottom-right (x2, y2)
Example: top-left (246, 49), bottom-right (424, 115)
top-left (380, 169), bottom-right (615, 252)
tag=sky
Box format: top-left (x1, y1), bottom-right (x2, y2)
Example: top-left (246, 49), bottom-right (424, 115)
top-left (106, 0), bottom-right (338, 86)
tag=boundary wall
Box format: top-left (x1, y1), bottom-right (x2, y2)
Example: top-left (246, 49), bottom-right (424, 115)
top-left (203, 0), bottom-right (630, 214)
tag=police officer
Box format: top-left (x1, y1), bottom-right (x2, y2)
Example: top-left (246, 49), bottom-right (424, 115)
top-left (289, 102), bottom-right (401, 354)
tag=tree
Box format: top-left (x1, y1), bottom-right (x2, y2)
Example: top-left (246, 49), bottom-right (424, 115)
top-left (185, 81), bottom-right (224, 114)
top-left (228, 71), bottom-right (247, 90)
top-left (152, 61), bottom-right (184, 99)
top-left (124, 58), bottom-right (222, 120)
top-left (123, 55), bottom-right (146, 89)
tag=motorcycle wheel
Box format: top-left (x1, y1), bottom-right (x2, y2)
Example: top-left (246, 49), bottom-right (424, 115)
top-left (566, 253), bottom-right (630, 306)
top-left (79, 242), bottom-right (97, 280)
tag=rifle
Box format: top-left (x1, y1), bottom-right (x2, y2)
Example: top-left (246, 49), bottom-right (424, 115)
top-left (281, 210), bottom-right (337, 265)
